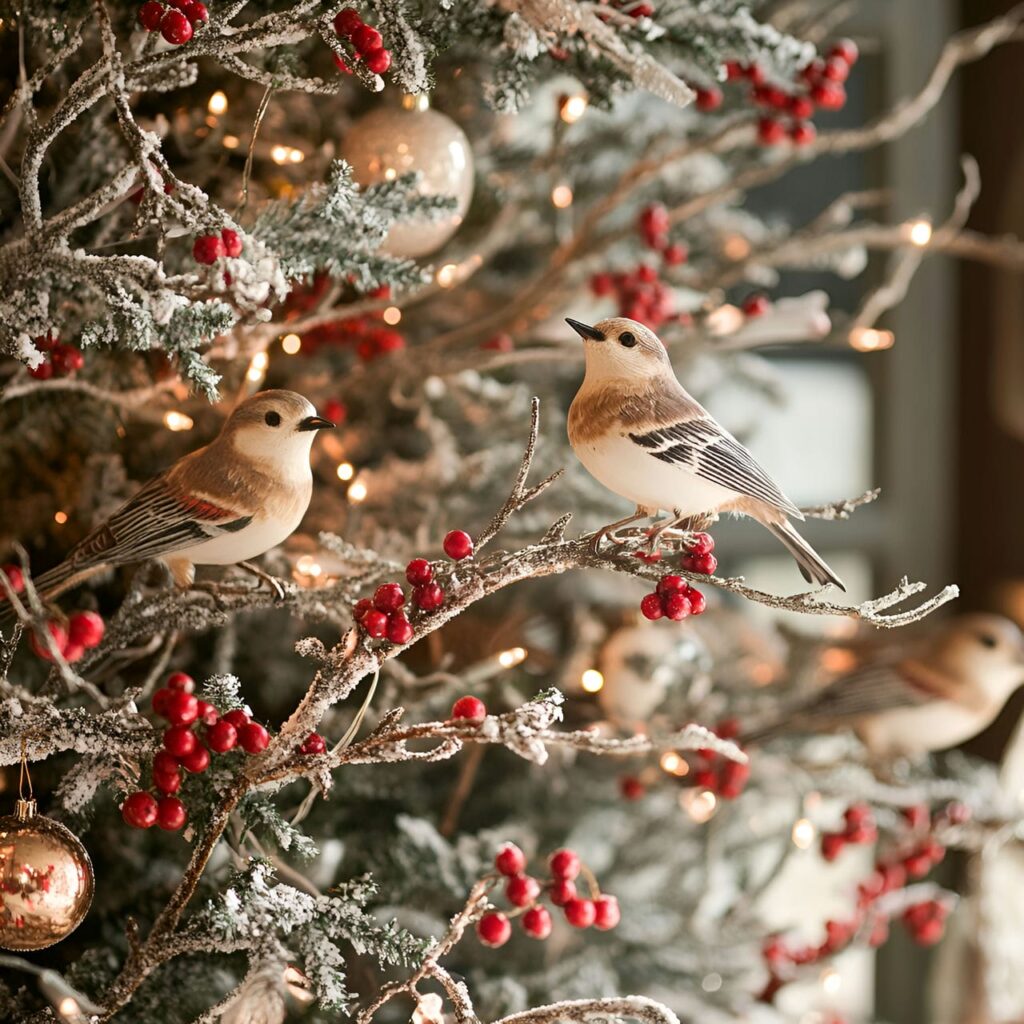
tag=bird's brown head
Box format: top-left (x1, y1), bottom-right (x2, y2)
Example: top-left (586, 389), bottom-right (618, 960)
top-left (222, 390), bottom-right (334, 467)
top-left (566, 317), bottom-right (671, 383)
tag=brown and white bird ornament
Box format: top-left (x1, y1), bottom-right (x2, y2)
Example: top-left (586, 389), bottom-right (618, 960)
top-left (2, 390), bottom-right (332, 618)
top-left (566, 316), bottom-right (843, 589)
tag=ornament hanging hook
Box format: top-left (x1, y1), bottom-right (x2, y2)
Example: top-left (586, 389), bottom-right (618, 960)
top-left (16, 736), bottom-right (36, 820)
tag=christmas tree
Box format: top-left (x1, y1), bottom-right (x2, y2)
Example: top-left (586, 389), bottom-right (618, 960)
top-left (1, 2), bottom-right (1023, 1022)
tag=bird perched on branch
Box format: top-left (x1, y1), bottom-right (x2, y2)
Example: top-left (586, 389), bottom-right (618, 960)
top-left (1, 390), bottom-right (333, 621)
top-left (746, 614), bottom-right (1024, 756)
top-left (565, 317), bottom-right (843, 589)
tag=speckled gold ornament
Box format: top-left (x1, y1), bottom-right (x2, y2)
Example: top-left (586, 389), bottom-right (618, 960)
top-left (341, 94), bottom-right (474, 258)
top-left (0, 798), bottom-right (94, 950)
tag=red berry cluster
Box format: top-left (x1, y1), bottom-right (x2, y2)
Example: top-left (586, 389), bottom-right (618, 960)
top-left (480, 332), bottom-right (514, 353)
top-left (299, 732), bottom-right (327, 755)
top-left (820, 802), bottom-right (878, 861)
top-left (680, 531), bottom-right (717, 574)
top-left (193, 229), bottom-right (242, 265)
top-left (322, 399), bottom-right (347, 425)
top-left (28, 335), bottom-right (85, 380)
top-left (138, 0), bottom-right (207, 45)
top-left (476, 844), bottom-right (621, 948)
top-left (690, 719), bottom-right (749, 800)
top-left (639, 575), bottom-right (707, 622)
top-left (123, 672), bottom-right (272, 830)
top-left (720, 38), bottom-right (858, 147)
top-left (332, 7), bottom-right (392, 75)
top-left (618, 775), bottom-right (646, 800)
top-left (28, 611), bottom-right (105, 664)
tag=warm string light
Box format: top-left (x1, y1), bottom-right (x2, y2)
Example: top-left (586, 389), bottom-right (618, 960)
top-left (246, 351), bottom-right (269, 382)
top-left (281, 333), bottom-right (302, 355)
top-left (207, 91), bottom-right (228, 116)
top-left (551, 183), bottom-right (574, 208)
top-left (348, 480), bottom-right (368, 503)
top-left (222, 134), bottom-right (240, 150)
top-left (271, 144), bottom-right (305, 165)
top-left (680, 788), bottom-right (717, 822)
top-left (336, 462), bottom-right (355, 482)
top-left (705, 303), bottom-right (744, 336)
top-left (382, 305), bottom-right (402, 325)
top-left (163, 410), bottom-right (194, 431)
top-left (436, 263), bottom-right (458, 288)
top-left (54, 511), bottom-right (68, 525)
top-left (559, 92), bottom-right (588, 124)
top-left (295, 555), bottom-right (323, 579)
top-left (659, 751), bottom-right (689, 777)
top-left (722, 233), bottom-right (752, 260)
top-left (580, 668), bottom-right (604, 693)
top-left (849, 326), bottom-right (895, 352)
top-left (791, 817), bottom-right (816, 849)
top-left (497, 646), bottom-right (527, 668)
top-left (906, 218), bottom-right (932, 246)
top-left (821, 647), bottom-right (857, 673)
top-left (820, 966), bottom-right (842, 995)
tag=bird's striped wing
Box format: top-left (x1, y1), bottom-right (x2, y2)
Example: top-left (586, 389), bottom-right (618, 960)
top-left (628, 417), bottom-right (802, 518)
top-left (66, 473), bottom-right (253, 568)
top-left (804, 664), bottom-right (931, 722)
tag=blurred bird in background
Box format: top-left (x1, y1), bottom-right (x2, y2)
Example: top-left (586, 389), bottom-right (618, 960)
top-left (746, 614), bottom-right (1024, 756)
top-left (566, 316), bottom-right (844, 590)
top-left (1, 390), bottom-right (332, 623)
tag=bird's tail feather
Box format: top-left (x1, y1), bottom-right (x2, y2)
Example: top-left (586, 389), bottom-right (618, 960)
top-left (0, 561), bottom-right (85, 628)
top-left (768, 519), bottom-right (845, 591)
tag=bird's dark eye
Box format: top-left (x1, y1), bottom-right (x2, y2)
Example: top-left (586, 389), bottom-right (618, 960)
top-left (620, 332), bottom-right (637, 347)
top-left (264, 411), bottom-right (282, 427)
top-left (979, 632), bottom-right (998, 648)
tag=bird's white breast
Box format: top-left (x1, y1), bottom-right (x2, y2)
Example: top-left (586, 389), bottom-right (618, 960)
top-left (169, 512), bottom-right (305, 567)
top-left (574, 433), bottom-right (736, 516)
top-left (858, 701), bottom-right (991, 757)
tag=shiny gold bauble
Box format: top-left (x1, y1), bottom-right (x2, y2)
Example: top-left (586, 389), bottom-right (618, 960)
top-left (341, 95), bottom-right (474, 258)
top-left (0, 799), bottom-right (94, 950)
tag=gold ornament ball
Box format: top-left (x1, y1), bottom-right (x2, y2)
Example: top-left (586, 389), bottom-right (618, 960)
top-left (0, 799), bottom-right (94, 950)
top-left (341, 97), bottom-right (474, 258)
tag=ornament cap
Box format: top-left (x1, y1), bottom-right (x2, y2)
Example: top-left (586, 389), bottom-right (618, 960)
top-left (15, 797), bottom-right (37, 821)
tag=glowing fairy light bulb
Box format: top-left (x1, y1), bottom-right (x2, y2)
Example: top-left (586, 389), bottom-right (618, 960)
top-left (821, 966), bottom-right (842, 995)
top-left (336, 462), bottom-right (355, 482)
top-left (207, 91), bottom-right (228, 115)
top-left (682, 788), bottom-right (717, 822)
top-left (281, 333), bottom-right (302, 355)
top-left (223, 134), bottom-right (240, 149)
top-left (247, 351), bottom-right (269, 382)
top-left (551, 183), bottom-right (574, 208)
top-left (560, 93), bottom-right (588, 124)
top-left (791, 817), bottom-right (816, 849)
top-left (659, 751), bottom-right (689, 776)
top-left (907, 218), bottom-right (932, 246)
top-left (348, 480), bottom-right (368, 503)
top-left (271, 145), bottom-right (290, 165)
top-left (436, 264), bottom-right (458, 288)
top-left (705, 303), bottom-right (744, 336)
top-left (580, 668), bottom-right (604, 693)
top-left (382, 306), bottom-right (402, 325)
top-left (498, 647), bottom-right (527, 668)
top-left (54, 511), bottom-right (68, 525)
top-left (295, 555), bottom-right (323, 579)
top-left (848, 327), bottom-right (895, 352)
top-left (163, 410), bottom-right (194, 431)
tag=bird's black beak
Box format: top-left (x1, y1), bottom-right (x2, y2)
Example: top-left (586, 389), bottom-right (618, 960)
top-left (298, 415), bottom-right (335, 432)
top-left (566, 318), bottom-right (606, 342)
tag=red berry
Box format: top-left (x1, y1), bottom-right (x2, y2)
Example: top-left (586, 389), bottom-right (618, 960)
top-left (413, 582), bottom-right (445, 611)
top-left (695, 87), bottom-right (723, 112)
top-left (67, 610), bottom-right (104, 649)
top-left (824, 918), bottom-right (851, 950)
top-left (593, 895), bottom-right (620, 930)
top-left (877, 861), bottom-right (906, 893)
top-left (830, 39), bottom-right (859, 65)
top-left (913, 918), bottom-right (945, 946)
top-left (122, 791), bottom-right (159, 828)
top-left (362, 610), bottom-right (388, 638)
top-left (723, 61), bottom-right (744, 81)
top-left (323, 399), bottom-right (347, 424)
top-left (821, 833), bottom-right (846, 861)
top-left (506, 874), bottom-right (541, 907)
top-left (811, 83), bottom-right (845, 110)
top-left (222, 709), bottom-right (250, 730)
top-left (166, 671), bottom-right (195, 693)
top-left (549, 848), bottom-right (581, 881)
top-left (353, 598), bottom-right (373, 622)
top-left (477, 911), bottom-right (511, 948)
top-left (868, 916), bottom-right (890, 947)
top-left (522, 905), bottom-right (552, 939)
top-left (300, 732), bottom-right (327, 755)
top-left (195, 700), bottom-right (218, 725)
top-left (28, 359), bottom-right (54, 380)
top-left (156, 796), bottom-right (187, 831)
top-left (238, 722), bottom-right (270, 754)
top-left (160, 8), bottom-right (193, 44)
top-left (693, 768), bottom-right (717, 790)
top-left (164, 725), bottom-right (197, 757)
top-left (179, 743), bottom-right (210, 774)
top-left (1, 564), bottom-right (24, 594)
top-left (52, 345), bottom-right (85, 375)
top-left (788, 94), bottom-right (815, 119)
top-left (406, 558), bottom-right (433, 586)
top-left (663, 591), bottom-right (691, 621)
top-left (30, 621), bottom-right (68, 661)
top-left (164, 691), bottom-right (199, 727)
top-left (663, 243), bottom-right (687, 265)
top-left (903, 804), bottom-right (930, 830)
top-left (683, 552), bottom-right (717, 575)
top-left (373, 582), bottom-right (405, 613)
top-left (153, 769), bottom-right (181, 794)
top-left (386, 613), bottom-right (413, 644)
top-left (742, 293), bottom-right (771, 317)
top-left (846, 821), bottom-right (878, 844)
top-left (762, 936), bottom-right (787, 964)
top-left (333, 53), bottom-right (352, 74)
top-left (334, 7), bottom-right (362, 35)
top-left (549, 878), bottom-right (577, 906)
top-left (757, 117), bottom-right (786, 145)
top-left (192, 234), bottom-right (224, 264)
top-left (590, 272), bottom-right (615, 296)
top-left (745, 63), bottom-right (766, 85)
top-left (184, 0), bottom-right (207, 24)
top-left (496, 842), bottom-right (527, 876)
top-left (687, 588), bottom-right (706, 615)
top-left (823, 57), bottom-right (849, 82)
top-left (790, 121), bottom-right (817, 146)
top-left (451, 695), bottom-right (487, 721)
top-left (656, 574), bottom-right (688, 596)
top-left (718, 759), bottom-right (750, 798)
top-left (443, 530), bottom-right (474, 560)
top-left (206, 720), bottom-right (237, 753)
top-left (922, 839), bottom-right (946, 865)
top-left (903, 852), bottom-right (933, 879)
top-left (220, 228), bottom-right (242, 258)
top-left (154, 751), bottom-right (179, 775)
top-left (481, 332), bottom-right (514, 352)
top-left (62, 642), bottom-right (85, 663)
top-left (800, 58), bottom-right (826, 84)
top-left (619, 775), bottom-right (645, 800)
top-left (564, 897), bottom-right (596, 928)
top-left (844, 802), bottom-right (872, 826)
top-left (639, 204), bottom-right (670, 236)
top-left (364, 47), bottom-right (391, 74)
top-left (351, 23), bottom-right (382, 53)
top-left (640, 593), bottom-right (664, 621)
top-left (139, 1), bottom-right (165, 30)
